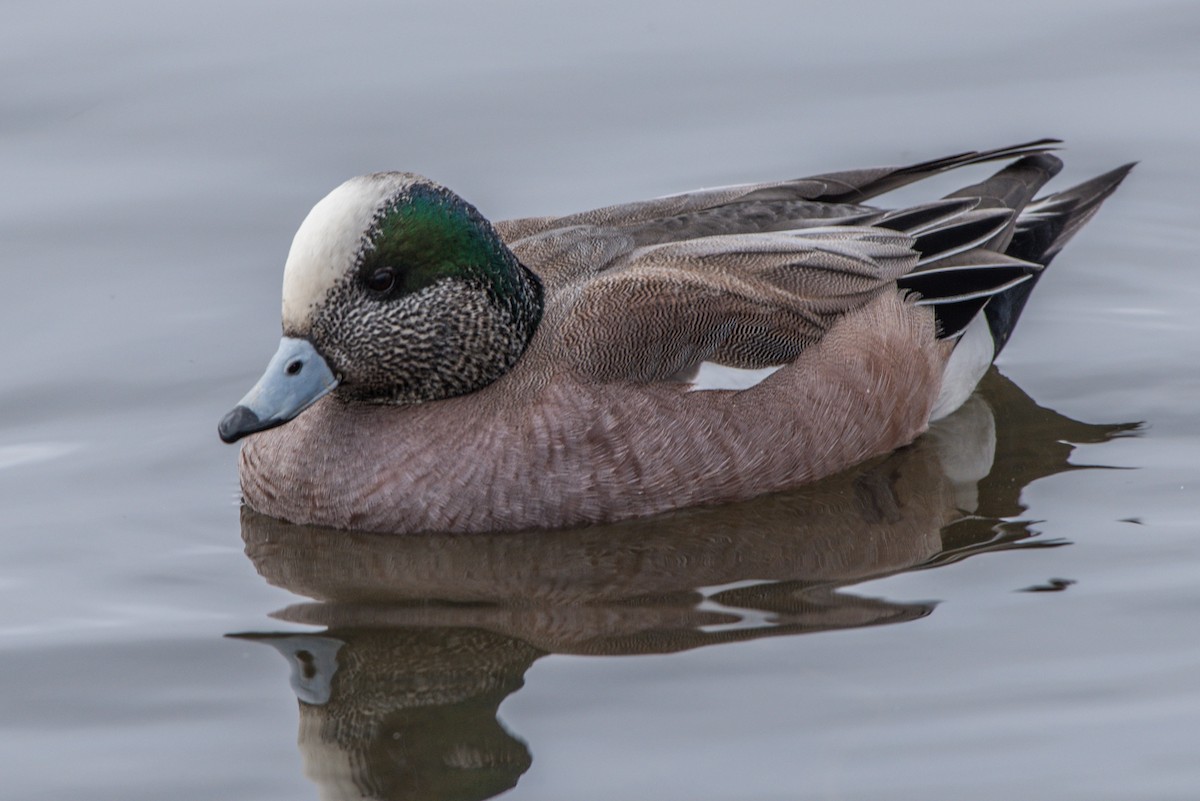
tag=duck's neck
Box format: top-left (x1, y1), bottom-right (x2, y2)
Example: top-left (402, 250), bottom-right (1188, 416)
top-left (465, 223), bottom-right (546, 386)
top-left (506, 258), bottom-right (544, 354)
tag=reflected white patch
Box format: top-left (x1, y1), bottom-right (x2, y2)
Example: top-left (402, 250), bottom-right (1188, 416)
top-left (0, 442), bottom-right (79, 471)
top-left (281, 173), bottom-right (422, 331)
top-left (696, 580), bottom-right (780, 633)
top-left (926, 393), bottom-right (997, 513)
top-left (686, 362), bottom-right (784, 392)
top-left (929, 313), bottom-right (994, 421)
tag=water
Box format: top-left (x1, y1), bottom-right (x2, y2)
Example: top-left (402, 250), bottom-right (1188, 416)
top-left (3, 1), bottom-right (1199, 798)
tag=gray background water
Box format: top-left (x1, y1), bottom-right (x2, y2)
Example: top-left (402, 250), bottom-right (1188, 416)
top-left (3, 1), bottom-right (1199, 799)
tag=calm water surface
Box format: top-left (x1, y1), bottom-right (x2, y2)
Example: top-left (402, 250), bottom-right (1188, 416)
top-left (3, 2), bottom-right (1199, 799)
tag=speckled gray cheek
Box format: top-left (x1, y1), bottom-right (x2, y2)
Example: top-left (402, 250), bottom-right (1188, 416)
top-left (306, 273), bottom-right (529, 405)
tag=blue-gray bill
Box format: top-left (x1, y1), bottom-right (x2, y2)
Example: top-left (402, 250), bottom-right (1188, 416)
top-left (218, 337), bottom-right (339, 443)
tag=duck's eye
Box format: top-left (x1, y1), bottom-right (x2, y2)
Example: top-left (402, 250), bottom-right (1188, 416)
top-left (365, 266), bottom-right (397, 294)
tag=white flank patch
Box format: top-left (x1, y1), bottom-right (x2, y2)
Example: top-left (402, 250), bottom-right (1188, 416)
top-left (686, 362), bottom-right (784, 392)
top-left (929, 312), bottom-right (995, 421)
top-left (281, 172), bottom-right (422, 330)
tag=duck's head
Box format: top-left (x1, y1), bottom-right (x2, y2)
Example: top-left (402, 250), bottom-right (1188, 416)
top-left (218, 173), bottom-right (543, 443)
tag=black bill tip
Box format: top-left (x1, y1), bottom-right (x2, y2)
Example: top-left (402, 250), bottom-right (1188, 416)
top-left (219, 405), bottom-right (273, 444)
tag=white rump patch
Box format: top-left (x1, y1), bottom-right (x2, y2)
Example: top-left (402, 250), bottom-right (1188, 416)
top-left (929, 312), bottom-right (995, 421)
top-left (686, 362), bottom-right (784, 392)
top-left (281, 173), bottom-right (422, 331)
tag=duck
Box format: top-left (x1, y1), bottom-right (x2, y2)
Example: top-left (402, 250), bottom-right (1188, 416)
top-left (219, 139), bottom-right (1131, 535)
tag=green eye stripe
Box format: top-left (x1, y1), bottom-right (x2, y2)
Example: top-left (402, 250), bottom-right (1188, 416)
top-left (362, 184), bottom-right (512, 300)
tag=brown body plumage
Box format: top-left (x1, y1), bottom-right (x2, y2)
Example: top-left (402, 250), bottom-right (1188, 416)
top-left (242, 291), bottom-right (943, 532)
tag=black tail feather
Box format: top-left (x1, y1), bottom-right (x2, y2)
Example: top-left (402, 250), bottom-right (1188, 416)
top-left (880, 149), bottom-right (1130, 355)
top-left (900, 258), bottom-right (1038, 339)
top-left (985, 162), bottom-right (1135, 354)
top-left (1008, 162), bottom-right (1137, 265)
top-left (911, 209), bottom-right (1014, 266)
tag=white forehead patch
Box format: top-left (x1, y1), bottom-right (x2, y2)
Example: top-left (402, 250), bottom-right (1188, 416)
top-left (281, 172), bottom-right (422, 331)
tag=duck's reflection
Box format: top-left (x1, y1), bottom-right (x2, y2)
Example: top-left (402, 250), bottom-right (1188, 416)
top-left (240, 628), bottom-right (537, 801)
top-left (231, 370), bottom-right (1136, 801)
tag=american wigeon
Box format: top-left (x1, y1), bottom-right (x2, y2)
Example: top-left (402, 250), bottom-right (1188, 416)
top-left (220, 140), bottom-right (1131, 534)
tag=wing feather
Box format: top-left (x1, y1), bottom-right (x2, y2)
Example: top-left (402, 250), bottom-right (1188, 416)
top-left (554, 232), bottom-right (909, 382)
